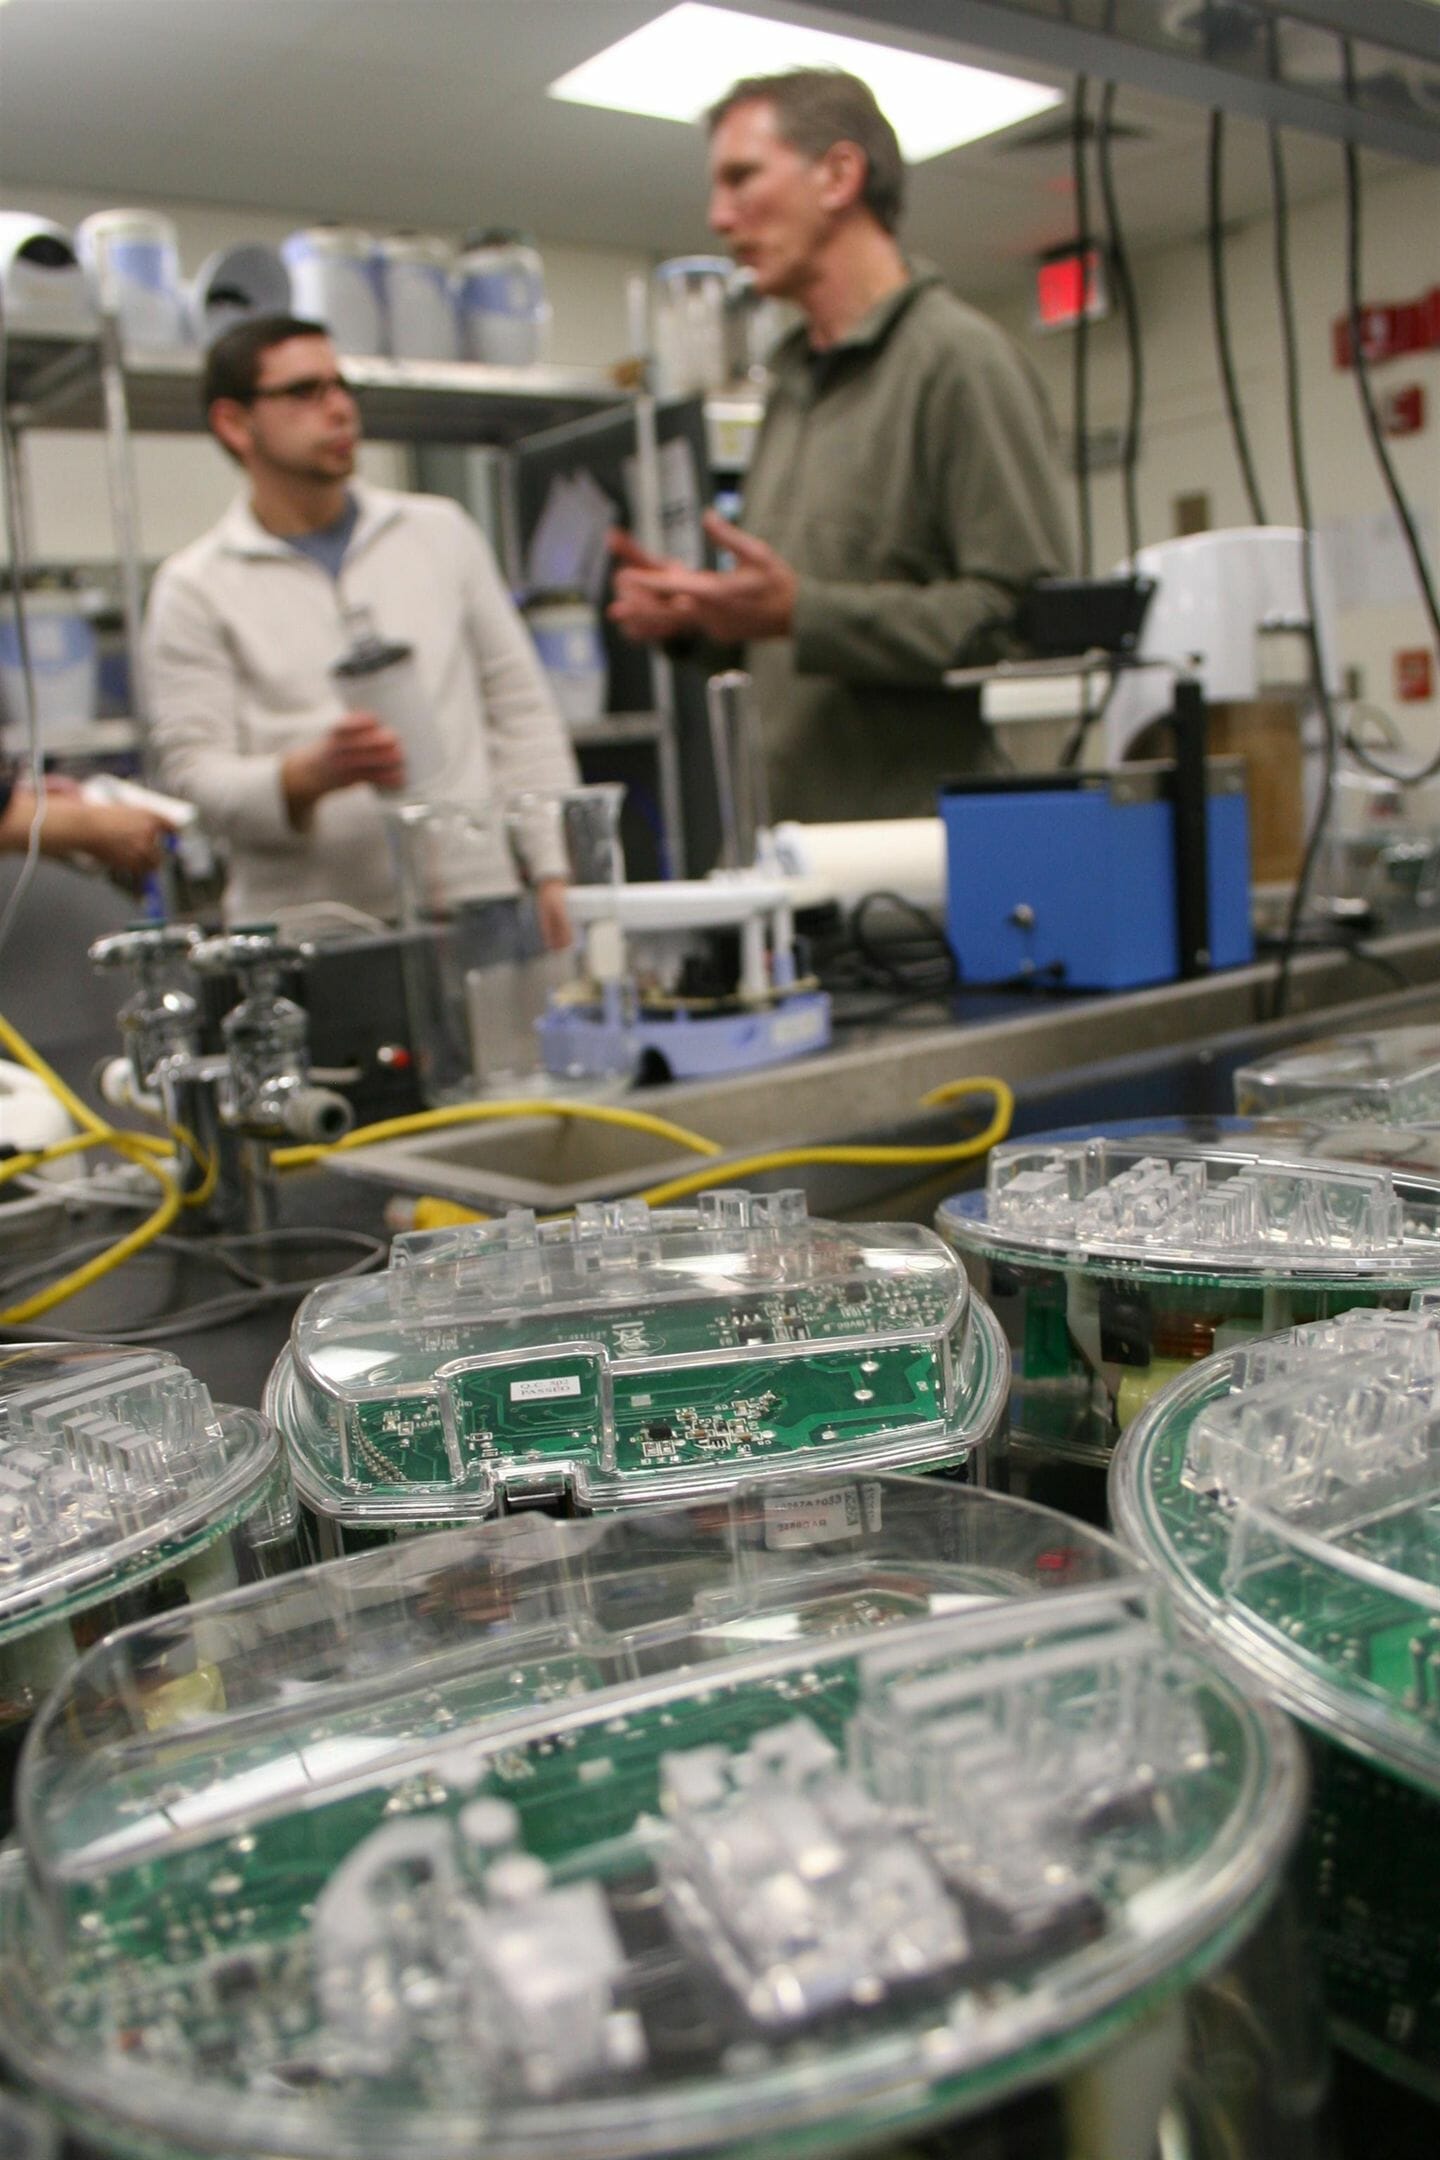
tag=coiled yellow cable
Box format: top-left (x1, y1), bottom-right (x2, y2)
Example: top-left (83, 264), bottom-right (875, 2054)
top-left (271, 1097), bottom-right (724, 1172)
top-left (636, 1077), bottom-right (1013, 1208)
top-left (0, 991), bottom-right (1014, 1319)
top-left (0, 1009), bottom-right (202, 1321)
top-left (0, 1131), bottom-right (181, 1324)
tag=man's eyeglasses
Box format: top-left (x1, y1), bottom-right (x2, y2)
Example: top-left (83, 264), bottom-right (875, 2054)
top-left (249, 373), bottom-right (355, 406)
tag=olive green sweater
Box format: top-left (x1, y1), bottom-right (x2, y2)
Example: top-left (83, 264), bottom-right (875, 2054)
top-left (741, 267), bottom-right (1073, 822)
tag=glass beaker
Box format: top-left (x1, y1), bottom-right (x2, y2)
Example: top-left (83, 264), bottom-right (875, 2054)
top-left (507, 784), bottom-right (636, 1082)
top-left (387, 799), bottom-right (560, 1100)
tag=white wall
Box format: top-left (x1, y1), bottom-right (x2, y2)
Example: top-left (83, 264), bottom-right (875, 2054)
top-left (0, 183), bottom-right (650, 567)
top-left (989, 158), bottom-right (1440, 763)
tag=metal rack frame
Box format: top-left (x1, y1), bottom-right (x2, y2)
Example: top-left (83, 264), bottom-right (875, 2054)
top-left (2, 325), bottom-right (686, 874)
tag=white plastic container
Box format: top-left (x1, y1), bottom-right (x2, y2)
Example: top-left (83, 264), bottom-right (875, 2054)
top-left (0, 215), bottom-right (95, 339)
top-left (75, 209), bottom-right (187, 349)
top-left (330, 606), bottom-right (446, 797)
top-left (377, 232), bottom-right (459, 361)
top-left (652, 255), bottom-right (733, 397)
top-left (0, 590), bottom-right (100, 740)
top-left (523, 590), bottom-right (607, 726)
top-left (187, 243), bottom-right (291, 347)
top-left (455, 231), bottom-right (547, 366)
top-left (281, 226), bottom-right (383, 355)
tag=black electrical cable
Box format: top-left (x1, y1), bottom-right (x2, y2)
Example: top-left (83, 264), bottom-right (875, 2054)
top-left (1267, 124), bottom-right (1340, 1024)
top-left (1071, 76), bottom-right (1094, 577)
top-left (1096, 82), bottom-right (1144, 565)
top-left (1335, 131), bottom-right (1440, 784)
top-left (1207, 110), bottom-right (1269, 527)
top-left (0, 1222), bottom-right (386, 1342)
top-left (1058, 663), bottom-right (1123, 770)
top-left (849, 890), bottom-right (959, 998)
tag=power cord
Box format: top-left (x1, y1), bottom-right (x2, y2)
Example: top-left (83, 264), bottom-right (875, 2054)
top-left (850, 890), bottom-right (958, 999)
top-left (1331, 62), bottom-right (1440, 787)
top-left (1071, 75), bottom-right (1094, 578)
top-left (0, 1225), bottom-right (387, 1345)
top-left (1267, 124), bottom-right (1341, 1023)
top-left (1207, 110), bottom-right (1269, 528)
top-left (1096, 82), bottom-right (1144, 565)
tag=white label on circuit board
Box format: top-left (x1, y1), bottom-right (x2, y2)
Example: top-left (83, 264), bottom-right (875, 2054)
top-left (510, 1376), bottom-right (583, 1402)
top-left (764, 1486), bottom-right (863, 1549)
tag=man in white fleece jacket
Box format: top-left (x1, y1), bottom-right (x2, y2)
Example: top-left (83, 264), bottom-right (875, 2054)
top-left (145, 314), bottom-right (578, 930)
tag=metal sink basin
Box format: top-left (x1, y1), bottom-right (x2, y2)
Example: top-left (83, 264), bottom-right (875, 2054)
top-left (324, 931), bottom-right (1440, 1215)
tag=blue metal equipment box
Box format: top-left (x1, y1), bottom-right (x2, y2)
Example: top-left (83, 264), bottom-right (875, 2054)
top-left (940, 759), bottom-right (1254, 991)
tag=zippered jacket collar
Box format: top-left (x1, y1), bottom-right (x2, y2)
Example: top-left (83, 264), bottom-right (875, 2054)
top-left (216, 480), bottom-right (404, 563)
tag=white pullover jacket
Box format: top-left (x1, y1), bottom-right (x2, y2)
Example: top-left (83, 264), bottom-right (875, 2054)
top-left (145, 482), bottom-right (578, 921)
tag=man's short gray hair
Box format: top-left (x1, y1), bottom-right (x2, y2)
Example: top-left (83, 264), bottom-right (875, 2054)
top-left (707, 68), bottom-right (905, 234)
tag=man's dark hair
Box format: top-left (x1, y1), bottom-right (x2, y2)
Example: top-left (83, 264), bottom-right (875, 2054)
top-left (707, 68), bottom-right (905, 234)
top-left (202, 313), bottom-right (331, 415)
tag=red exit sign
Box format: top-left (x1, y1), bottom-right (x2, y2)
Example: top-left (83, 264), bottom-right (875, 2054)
top-left (1334, 291), bottom-right (1440, 368)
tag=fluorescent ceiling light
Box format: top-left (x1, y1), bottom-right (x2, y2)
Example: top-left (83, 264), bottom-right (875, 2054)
top-left (548, 4), bottom-right (1063, 161)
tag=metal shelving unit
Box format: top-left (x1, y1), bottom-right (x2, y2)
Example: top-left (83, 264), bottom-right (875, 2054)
top-left (2, 327), bottom-right (686, 874)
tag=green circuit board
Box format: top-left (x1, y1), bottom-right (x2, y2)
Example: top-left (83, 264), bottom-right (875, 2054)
top-left (294, 1269), bottom-right (980, 1507)
top-left (54, 1656), bottom-right (869, 1987)
top-left (1130, 1375), bottom-right (1440, 2094)
top-left (23, 1618), bottom-right (1251, 2144)
top-left (1138, 1387), bottom-right (1440, 1725)
top-left (345, 1339), bottom-right (946, 1492)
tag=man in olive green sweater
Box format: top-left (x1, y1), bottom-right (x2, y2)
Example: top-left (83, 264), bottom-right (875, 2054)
top-left (610, 68), bottom-right (1073, 823)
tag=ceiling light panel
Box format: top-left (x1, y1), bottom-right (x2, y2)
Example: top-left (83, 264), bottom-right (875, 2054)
top-left (548, 3), bottom-right (1063, 161)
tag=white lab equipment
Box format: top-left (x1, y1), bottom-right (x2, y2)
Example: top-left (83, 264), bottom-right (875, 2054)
top-left (0, 590), bottom-right (101, 740)
top-left (1103, 528), bottom-right (1341, 763)
top-left (455, 233), bottom-right (547, 366)
top-left (281, 227), bottom-right (383, 355)
top-left (75, 210), bottom-right (187, 349)
top-left (187, 244), bottom-right (291, 347)
top-left (377, 233), bottom-right (459, 361)
top-left (0, 215), bottom-right (95, 338)
top-left (330, 606), bottom-right (445, 798)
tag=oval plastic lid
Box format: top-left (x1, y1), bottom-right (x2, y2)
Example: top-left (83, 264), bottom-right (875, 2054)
top-left (1112, 1295), bottom-right (1440, 1792)
top-left (938, 1121), bottom-right (1440, 1283)
top-left (268, 1189), bottom-right (1008, 1523)
top-left (0, 1343), bottom-right (278, 1641)
top-left (1234, 1023), bottom-right (1440, 1125)
top-left (0, 1473), bottom-right (1302, 2160)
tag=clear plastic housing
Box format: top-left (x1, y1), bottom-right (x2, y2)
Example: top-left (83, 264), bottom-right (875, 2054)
top-left (267, 1190), bottom-right (1008, 1530)
top-left (1112, 1301), bottom-right (1440, 2096)
top-left (0, 1344), bottom-right (285, 1643)
top-left (954, 1133), bottom-right (1440, 1274)
top-left (0, 1474), bottom-right (1303, 2160)
top-left (1234, 1024), bottom-right (1440, 1124)
top-left (1114, 1298), bottom-right (1440, 1789)
top-left (938, 1125), bottom-right (1440, 1494)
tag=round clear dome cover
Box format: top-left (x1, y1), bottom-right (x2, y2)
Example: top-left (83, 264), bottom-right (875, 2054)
top-left (1234, 1023), bottom-right (1440, 1124)
top-left (1111, 1296), bottom-right (1440, 1791)
top-left (0, 1474), bottom-right (1302, 2160)
top-left (268, 1191), bottom-right (1008, 1524)
top-left (0, 1344), bottom-right (279, 1640)
top-left (939, 1123), bottom-right (1440, 1286)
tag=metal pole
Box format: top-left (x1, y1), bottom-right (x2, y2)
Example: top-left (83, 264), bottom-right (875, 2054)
top-left (1170, 676), bottom-right (1212, 978)
top-left (632, 390), bottom-right (686, 876)
top-left (97, 310), bottom-right (150, 745)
